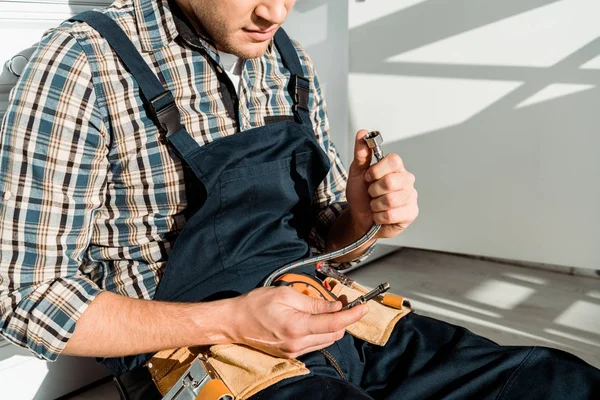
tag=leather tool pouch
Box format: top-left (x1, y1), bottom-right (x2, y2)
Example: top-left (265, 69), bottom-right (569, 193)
top-left (147, 345), bottom-right (310, 399)
top-left (147, 280), bottom-right (411, 399)
top-left (325, 278), bottom-right (412, 346)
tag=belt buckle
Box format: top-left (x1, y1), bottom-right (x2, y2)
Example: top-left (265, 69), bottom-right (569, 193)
top-left (161, 357), bottom-right (232, 400)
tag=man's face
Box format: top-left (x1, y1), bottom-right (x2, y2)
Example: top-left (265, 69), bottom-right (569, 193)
top-left (181, 0), bottom-right (296, 59)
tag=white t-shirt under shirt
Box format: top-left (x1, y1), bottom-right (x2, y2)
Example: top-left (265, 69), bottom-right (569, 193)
top-left (218, 51), bottom-right (243, 95)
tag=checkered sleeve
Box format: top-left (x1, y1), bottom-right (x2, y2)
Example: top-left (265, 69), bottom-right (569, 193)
top-left (294, 44), bottom-right (375, 268)
top-left (0, 27), bottom-right (108, 360)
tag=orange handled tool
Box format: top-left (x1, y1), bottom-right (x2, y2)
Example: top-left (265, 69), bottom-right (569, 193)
top-left (273, 272), bottom-right (337, 301)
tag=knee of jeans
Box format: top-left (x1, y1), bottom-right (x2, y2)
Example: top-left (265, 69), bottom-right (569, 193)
top-left (526, 346), bottom-right (593, 373)
top-left (529, 347), bottom-right (570, 365)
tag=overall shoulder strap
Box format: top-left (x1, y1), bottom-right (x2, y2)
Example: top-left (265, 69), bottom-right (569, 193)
top-left (274, 29), bottom-right (311, 125)
top-left (69, 11), bottom-right (186, 141)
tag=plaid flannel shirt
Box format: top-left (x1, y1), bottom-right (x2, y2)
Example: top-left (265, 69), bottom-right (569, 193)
top-left (0, 0), bottom-right (373, 361)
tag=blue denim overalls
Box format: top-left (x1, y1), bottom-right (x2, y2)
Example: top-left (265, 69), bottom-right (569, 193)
top-left (70, 11), bottom-right (329, 377)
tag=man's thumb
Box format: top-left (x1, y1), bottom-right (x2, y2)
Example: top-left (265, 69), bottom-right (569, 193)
top-left (352, 129), bottom-right (372, 171)
top-left (302, 295), bottom-right (342, 314)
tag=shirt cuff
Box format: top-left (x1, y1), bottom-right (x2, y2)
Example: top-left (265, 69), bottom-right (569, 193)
top-left (1, 276), bottom-right (101, 361)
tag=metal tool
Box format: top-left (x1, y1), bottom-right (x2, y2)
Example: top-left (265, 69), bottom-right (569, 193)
top-left (263, 131), bottom-right (385, 287)
top-left (342, 282), bottom-right (390, 310)
top-left (161, 357), bottom-right (233, 400)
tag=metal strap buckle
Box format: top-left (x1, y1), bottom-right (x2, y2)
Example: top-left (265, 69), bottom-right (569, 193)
top-left (161, 358), bottom-right (233, 400)
top-left (149, 91), bottom-right (183, 138)
top-left (291, 75), bottom-right (310, 113)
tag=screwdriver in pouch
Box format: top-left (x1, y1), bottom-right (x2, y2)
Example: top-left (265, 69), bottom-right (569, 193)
top-left (342, 283), bottom-right (390, 310)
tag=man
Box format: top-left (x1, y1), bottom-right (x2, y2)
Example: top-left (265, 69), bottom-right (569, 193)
top-left (0, 0), bottom-right (598, 399)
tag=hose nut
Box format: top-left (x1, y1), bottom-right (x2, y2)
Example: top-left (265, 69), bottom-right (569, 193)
top-left (364, 131), bottom-right (383, 148)
top-left (364, 131), bottom-right (384, 161)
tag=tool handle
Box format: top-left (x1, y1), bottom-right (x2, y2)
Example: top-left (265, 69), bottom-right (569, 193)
top-left (273, 273), bottom-right (337, 301)
top-left (381, 294), bottom-right (410, 310)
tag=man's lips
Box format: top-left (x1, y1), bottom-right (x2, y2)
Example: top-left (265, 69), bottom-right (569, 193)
top-left (243, 27), bottom-right (278, 41)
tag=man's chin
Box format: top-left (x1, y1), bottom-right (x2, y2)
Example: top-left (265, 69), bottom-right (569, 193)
top-left (226, 41), bottom-right (271, 59)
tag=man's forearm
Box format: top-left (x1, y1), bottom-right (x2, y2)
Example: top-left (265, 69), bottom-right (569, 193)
top-left (63, 291), bottom-right (234, 358)
top-left (324, 207), bottom-right (376, 263)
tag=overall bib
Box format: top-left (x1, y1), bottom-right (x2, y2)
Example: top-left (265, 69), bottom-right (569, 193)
top-left (69, 11), bottom-right (600, 400)
top-left (70, 11), bottom-right (329, 377)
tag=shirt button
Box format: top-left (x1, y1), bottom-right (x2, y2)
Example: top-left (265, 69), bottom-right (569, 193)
top-left (216, 65), bottom-right (223, 74)
top-left (3, 191), bottom-right (12, 200)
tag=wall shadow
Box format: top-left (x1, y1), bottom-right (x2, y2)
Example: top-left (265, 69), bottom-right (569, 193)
top-left (347, 0), bottom-right (600, 366)
top-left (348, 0), bottom-right (600, 270)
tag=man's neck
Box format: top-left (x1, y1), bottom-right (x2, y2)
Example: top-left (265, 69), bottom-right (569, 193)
top-left (171, 0), bottom-right (218, 49)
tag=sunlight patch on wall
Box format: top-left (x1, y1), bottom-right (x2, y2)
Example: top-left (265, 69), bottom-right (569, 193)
top-left (464, 279), bottom-right (536, 310)
top-left (581, 54), bottom-right (600, 70)
top-left (386, 0), bottom-right (600, 68)
top-left (516, 84), bottom-right (596, 108)
top-left (349, 73), bottom-right (521, 141)
top-left (554, 300), bottom-right (600, 335)
top-left (349, 0), bottom-right (428, 29)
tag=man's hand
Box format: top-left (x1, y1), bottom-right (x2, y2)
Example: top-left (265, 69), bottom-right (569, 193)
top-left (228, 286), bottom-right (368, 359)
top-left (346, 129), bottom-right (419, 239)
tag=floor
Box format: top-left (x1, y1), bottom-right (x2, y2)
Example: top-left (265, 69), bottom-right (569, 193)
top-left (63, 248), bottom-right (600, 399)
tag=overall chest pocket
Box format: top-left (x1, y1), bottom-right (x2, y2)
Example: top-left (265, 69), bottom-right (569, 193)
top-left (215, 151), bottom-right (314, 272)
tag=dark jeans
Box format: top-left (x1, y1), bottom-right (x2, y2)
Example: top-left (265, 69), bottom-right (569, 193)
top-left (250, 313), bottom-right (600, 399)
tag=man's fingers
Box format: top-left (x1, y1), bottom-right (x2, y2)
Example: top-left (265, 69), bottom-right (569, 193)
top-left (282, 331), bottom-right (346, 358)
top-left (304, 304), bottom-right (369, 335)
top-left (365, 154), bottom-right (405, 183)
top-left (369, 189), bottom-right (415, 212)
top-left (285, 288), bottom-right (342, 314)
top-left (367, 171), bottom-right (415, 198)
top-left (373, 204), bottom-right (419, 225)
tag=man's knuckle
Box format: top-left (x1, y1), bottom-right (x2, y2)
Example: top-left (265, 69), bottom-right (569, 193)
top-left (388, 154), bottom-right (402, 169)
top-left (373, 212), bottom-right (383, 224)
top-left (407, 172), bottom-right (416, 185)
top-left (414, 205), bottom-right (420, 218)
top-left (368, 184), bottom-right (377, 197)
top-left (328, 319), bottom-right (342, 332)
top-left (287, 343), bottom-right (303, 354)
top-left (384, 175), bottom-right (395, 190)
top-left (370, 198), bottom-right (379, 211)
top-left (282, 324), bottom-right (297, 338)
top-left (384, 195), bottom-right (393, 207)
top-left (384, 209), bottom-right (394, 222)
top-left (278, 287), bottom-right (293, 300)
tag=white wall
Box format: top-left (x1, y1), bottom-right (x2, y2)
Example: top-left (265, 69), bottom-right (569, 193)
top-left (349, 0), bottom-right (600, 271)
top-left (285, 0), bottom-right (350, 165)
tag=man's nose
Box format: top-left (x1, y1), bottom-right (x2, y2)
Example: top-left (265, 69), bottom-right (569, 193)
top-left (254, 0), bottom-right (289, 26)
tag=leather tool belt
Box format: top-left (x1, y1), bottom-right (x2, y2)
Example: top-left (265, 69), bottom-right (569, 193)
top-left (147, 279), bottom-right (412, 400)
